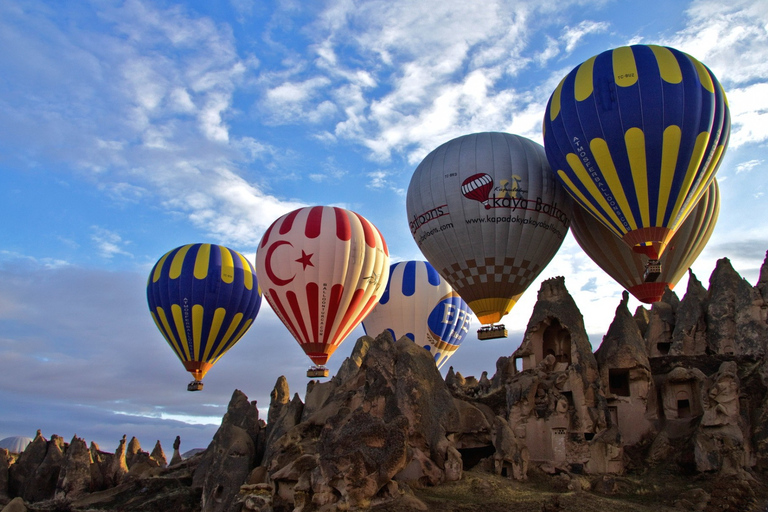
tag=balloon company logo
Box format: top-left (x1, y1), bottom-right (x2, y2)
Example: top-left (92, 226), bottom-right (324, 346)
top-left (461, 173), bottom-right (528, 209)
top-left (409, 204), bottom-right (449, 234)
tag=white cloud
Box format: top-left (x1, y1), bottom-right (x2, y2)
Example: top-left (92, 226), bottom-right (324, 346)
top-left (91, 226), bottom-right (133, 259)
top-left (560, 20), bottom-right (609, 54)
top-left (736, 159), bottom-right (762, 174)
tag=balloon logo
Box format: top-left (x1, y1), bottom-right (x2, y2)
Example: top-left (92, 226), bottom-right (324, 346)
top-left (256, 206), bottom-right (389, 376)
top-left (461, 173), bottom-right (494, 209)
top-left (363, 261), bottom-right (472, 369)
top-left (407, 132), bottom-right (572, 331)
top-left (543, 44), bottom-right (729, 261)
top-left (147, 243), bottom-right (262, 391)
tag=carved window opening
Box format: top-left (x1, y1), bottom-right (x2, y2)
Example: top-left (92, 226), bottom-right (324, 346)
top-left (561, 391), bottom-right (574, 409)
top-left (542, 320), bottom-right (571, 364)
top-left (608, 406), bottom-right (619, 428)
top-left (609, 368), bottom-right (630, 397)
top-left (584, 432), bottom-right (595, 441)
top-left (515, 357), bottom-right (523, 372)
top-left (678, 399), bottom-right (691, 418)
top-left (657, 342), bottom-right (671, 355)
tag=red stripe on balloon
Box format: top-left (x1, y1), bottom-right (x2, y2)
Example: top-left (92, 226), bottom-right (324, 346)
top-left (306, 282), bottom-right (319, 343)
top-left (322, 284), bottom-right (344, 345)
top-left (286, 290), bottom-right (310, 345)
top-left (279, 209), bottom-right (301, 235)
top-left (337, 293), bottom-right (378, 346)
top-left (260, 222), bottom-right (275, 249)
top-left (267, 289), bottom-right (303, 344)
top-left (306, 206), bottom-right (324, 239)
top-left (335, 288), bottom-right (365, 341)
top-left (334, 207), bottom-right (351, 241)
top-left (353, 212), bottom-right (375, 248)
top-left (373, 224), bottom-right (388, 256)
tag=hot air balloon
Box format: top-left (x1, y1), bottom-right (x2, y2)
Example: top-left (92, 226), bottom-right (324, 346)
top-left (255, 206), bottom-right (390, 377)
top-left (543, 44), bottom-right (730, 279)
top-left (571, 180), bottom-right (719, 304)
top-left (362, 260), bottom-right (473, 369)
top-left (406, 132), bottom-right (573, 340)
top-left (147, 243), bottom-right (262, 391)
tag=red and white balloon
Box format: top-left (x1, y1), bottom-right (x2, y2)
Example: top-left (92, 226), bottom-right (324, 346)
top-left (256, 206), bottom-right (390, 367)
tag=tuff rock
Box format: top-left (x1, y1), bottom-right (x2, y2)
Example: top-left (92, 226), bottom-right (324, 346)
top-left (2, 254), bottom-right (768, 510)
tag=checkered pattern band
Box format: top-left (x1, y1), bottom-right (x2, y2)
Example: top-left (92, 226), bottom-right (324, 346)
top-left (441, 257), bottom-right (540, 302)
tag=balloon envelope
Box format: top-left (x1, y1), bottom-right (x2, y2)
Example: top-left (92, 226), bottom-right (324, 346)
top-left (571, 180), bottom-right (719, 303)
top-left (147, 243), bottom-right (262, 382)
top-left (543, 44), bottom-right (729, 260)
top-left (362, 260), bottom-right (473, 369)
top-left (256, 206), bottom-right (390, 366)
top-left (406, 132), bottom-right (572, 325)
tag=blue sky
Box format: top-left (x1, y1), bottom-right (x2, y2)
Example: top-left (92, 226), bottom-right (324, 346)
top-left (1, 0), bottom-right (767, 452)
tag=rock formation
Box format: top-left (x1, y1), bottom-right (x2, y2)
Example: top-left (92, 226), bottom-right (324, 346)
top-left (2, 254), bottom-right (768, 511)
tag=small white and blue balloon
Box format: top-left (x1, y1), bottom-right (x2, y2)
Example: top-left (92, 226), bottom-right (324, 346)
top-left (362, 260), bottom-right (473, 369)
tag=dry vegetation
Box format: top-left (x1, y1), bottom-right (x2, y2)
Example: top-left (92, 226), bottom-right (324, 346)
top-left (372, 465), bottom-right (768, 512)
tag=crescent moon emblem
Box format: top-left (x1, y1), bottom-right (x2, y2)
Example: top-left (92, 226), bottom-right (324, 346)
top-left (265, 240), bottom-right (295, 286)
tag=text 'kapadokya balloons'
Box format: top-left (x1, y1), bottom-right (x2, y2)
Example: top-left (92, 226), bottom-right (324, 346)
top-left (362, 260), bottom-right (473, 369)
top-left (543, 44), bottom-right (729, 260)
top-left (147, 243), bottom-right (262, 391)
top-left (406, 132), bottom-right (572, 335)
top-left (256, 206), bottom-right (389, 376)
top-left (571, 180), bottom-right (719, 304)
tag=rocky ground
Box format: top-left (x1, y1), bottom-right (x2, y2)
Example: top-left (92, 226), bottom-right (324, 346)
top-left (373, 466), bottom-right (768, 512)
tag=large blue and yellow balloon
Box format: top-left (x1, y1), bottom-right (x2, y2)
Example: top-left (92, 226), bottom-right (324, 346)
top-left (147, 243), bottom-right (262, 389)
top-left (362, 261), bottom-right (472, 369)
top-left (543, 44), bottom-right (729, 260)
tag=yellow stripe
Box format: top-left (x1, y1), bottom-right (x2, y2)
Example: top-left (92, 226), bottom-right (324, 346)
top-left (668, 131), bottom-right (711, 226)
top-left (719, 81), bottom-right (729, 108)
top-left (564, 153), bottom-right (626, 233)
top-left (656, 125), bottom-right (682, 224)
top-left (219, 245), bottom-right (235, 284)
top-left (237, 252), bottom-right (254, 290)
top-left (152, 251), bottom-right (172, 283)
top-left (574, 56), bottom-right (596, 101)
top-left (556, 170), bottom-right (618, 235)
top-left (590, 137), bottom-right (638, 230)
top-left (171, 304), bottom-right (192, 361)
top-left (612, 46), bottom-right (638, 87)
top-left (549, 77), bottom-right (565, 121)
top-left (209, 313), bottom-right (243, 361)
top-left (202, 307), bottom-right (227, 361)
top-left (169, 244), bottom-right (193, 280)
top-left (156, 307), bottom-right (185, 361)
top-left (650, 45), bottom-right (682, 84)
top-left (624, 128), bottom-right (649, 227)
top-left (689, 55), bottom-right (715, 93)
top-left (192, 304), bottom-right (204, 360)
top-left (211, 318), bottom-right (254, 365)
top-left (194, 244), bottom-right (211, 280)
top-left (150, 311), bottom-right (174, 351)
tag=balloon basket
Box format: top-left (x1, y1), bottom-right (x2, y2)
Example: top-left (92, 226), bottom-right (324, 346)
top-left (307, 366), bottom-right (330, 378)
top-left (643, 260), bottom-right (662, 282)
top-left (187, 380), bottom-right (204, 392)
top-left (477, 324), bottom-right (508, 340)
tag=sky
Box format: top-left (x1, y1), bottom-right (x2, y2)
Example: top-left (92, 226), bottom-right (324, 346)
top-left (1, 0), bottom-right (767, 454)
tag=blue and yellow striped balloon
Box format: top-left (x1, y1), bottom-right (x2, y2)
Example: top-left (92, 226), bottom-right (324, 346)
top-left (146, 243), bottom-right (262, 385)
top-left (362, 260), bottom-right (472, 370)
top-left (543, 44), bottom-right (729, 260)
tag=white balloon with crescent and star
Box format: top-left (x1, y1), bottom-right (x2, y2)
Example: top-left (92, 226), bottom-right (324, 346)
top-left (256, 206), bottom-right (390, 367)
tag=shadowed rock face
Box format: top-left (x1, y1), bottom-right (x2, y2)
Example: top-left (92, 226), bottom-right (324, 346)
top-left (263, 330), bottom-right (462, 510)
top-left (193, 389), bottom-right (263, 512)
